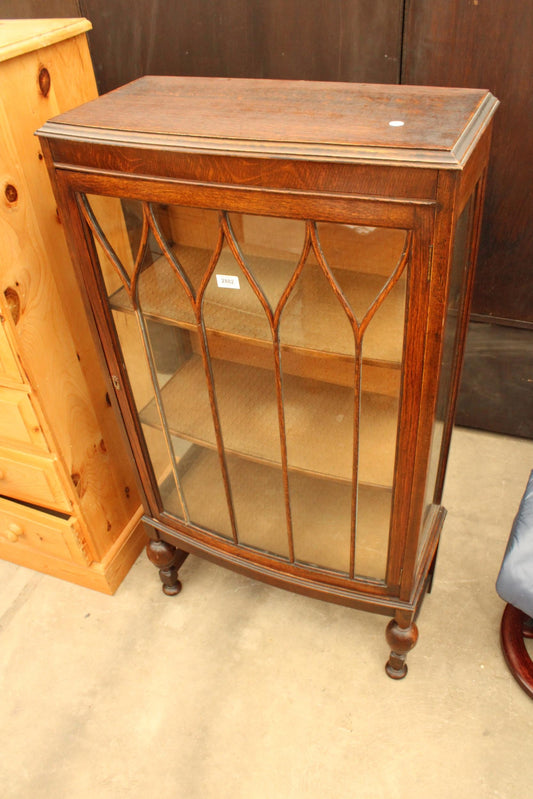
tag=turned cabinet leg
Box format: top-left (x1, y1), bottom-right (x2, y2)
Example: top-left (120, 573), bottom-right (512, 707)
top-left (385, 617), bottom-right (419, 680)
top-left (146, 538), bottom-right (187, 596)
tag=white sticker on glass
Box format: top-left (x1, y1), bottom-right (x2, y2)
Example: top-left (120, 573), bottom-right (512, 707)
top-left (216, 274), bottom-right (240, 290)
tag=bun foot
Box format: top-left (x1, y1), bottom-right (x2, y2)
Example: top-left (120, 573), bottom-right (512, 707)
top-left (162, 579), bottom-right (182, 597)
top-left (146, 538), bottom-right (188, 596)
top-left (385, 619), bottom-right (419, 679)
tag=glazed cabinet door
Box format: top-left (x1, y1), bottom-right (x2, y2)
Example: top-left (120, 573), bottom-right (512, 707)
top-left (71, 187), bottom-right (433, 592)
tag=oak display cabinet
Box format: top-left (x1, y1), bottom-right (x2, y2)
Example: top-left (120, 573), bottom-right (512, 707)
top-left (38, 77), bottom-right (498, 677)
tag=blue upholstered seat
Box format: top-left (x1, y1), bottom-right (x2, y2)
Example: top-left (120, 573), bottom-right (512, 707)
top-left (497, 471), bottom-right (533, 618)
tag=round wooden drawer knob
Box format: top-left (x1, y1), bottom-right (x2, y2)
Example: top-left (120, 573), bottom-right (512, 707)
top-left (4, 523), bottom-right (23, 543)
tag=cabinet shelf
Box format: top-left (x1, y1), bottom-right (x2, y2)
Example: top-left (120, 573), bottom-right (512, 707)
top-left (140, 355), bottom-right (399, 487)
top-left (161, 445), bottom-right (391, 579)
top-left (110, 243), bottom-right (406, 365)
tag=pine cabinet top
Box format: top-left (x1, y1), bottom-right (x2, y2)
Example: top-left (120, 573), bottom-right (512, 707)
top-left (0, 18), bottom-right (91, 62)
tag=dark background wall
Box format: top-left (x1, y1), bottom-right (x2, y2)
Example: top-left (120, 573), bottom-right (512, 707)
top-left (2, 0), bottom-right (531, 437)
top-left (401, 1), bottom-right (533, 438)
top-left (82, 0), bottom-right (405, 89)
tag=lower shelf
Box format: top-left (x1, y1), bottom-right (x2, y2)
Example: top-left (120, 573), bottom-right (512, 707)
top-left (159, 446), bottom-right (391, 581)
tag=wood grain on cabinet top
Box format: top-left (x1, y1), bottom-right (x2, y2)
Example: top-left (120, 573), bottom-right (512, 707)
top-left (38, 76), bottom-right (498, 168)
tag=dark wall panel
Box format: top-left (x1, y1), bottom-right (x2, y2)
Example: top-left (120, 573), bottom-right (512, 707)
top-left (402, 0), bottom-right (533, 324)
top-left (80, 0), bottom-right (403, 93)
top-left (403, 0), bottom-right (533, 439)
top-left (0, 0), bottom-right (80, 15)
top-left (456, 323), bottom-right (533, 439)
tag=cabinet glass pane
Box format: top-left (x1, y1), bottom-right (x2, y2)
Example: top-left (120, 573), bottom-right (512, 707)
top-left (151, 204), bottom-right (219, 297)
top-left (227, 212), bottom-right (305, 311)
top-left (111, 303), bottom-right (184, 515)
top-left (201, 215), bottom-right (305, 558)
top-left (419, 196), bottom-right (475, 562)
top-left (81, 194), bottom-right (410, 581)
top-left (83, 195), bottom-right (140, 296)
top-left (280, 222), bottom-right (408, 578)
top-left (316, 224), bottom-right (407, 362)
top-left (278, 243), bottom-right (354, 572)
top-left (82, 194), bottom-right (234, 537)
top-left (355, 227), bottom-right (407, 579)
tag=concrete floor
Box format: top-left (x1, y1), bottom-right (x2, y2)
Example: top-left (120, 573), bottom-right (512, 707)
top-left (1, 427), bottom-right (532, 799)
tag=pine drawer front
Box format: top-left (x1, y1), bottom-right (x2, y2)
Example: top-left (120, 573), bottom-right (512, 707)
top-left (0, 496), bottom-right (88, 565)
top-left (0, 445), bottom-right (72, 513)
top-left (0, 316), bottom-right (23, 386)
top-left (0, 386), bottom-right (48, 450)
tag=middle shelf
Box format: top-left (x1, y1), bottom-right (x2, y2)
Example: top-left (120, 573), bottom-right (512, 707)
top-left (139, 354), bottom-right (400, 488)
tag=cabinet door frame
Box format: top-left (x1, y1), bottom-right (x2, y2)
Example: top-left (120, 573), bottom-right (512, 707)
top-left (52, 167), bottom-right (444, 603)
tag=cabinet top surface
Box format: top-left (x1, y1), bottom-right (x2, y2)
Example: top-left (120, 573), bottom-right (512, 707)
top-left (39, 76), bottom-right (498, 168)
top-left (0, 18), bottom-right (91, 63)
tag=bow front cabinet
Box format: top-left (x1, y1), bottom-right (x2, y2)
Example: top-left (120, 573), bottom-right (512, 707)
top-left (38, 77), bottom-right (498, 676)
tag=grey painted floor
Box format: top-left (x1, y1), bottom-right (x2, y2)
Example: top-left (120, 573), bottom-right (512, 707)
top-left (1, 427), bottom-right (532, 798)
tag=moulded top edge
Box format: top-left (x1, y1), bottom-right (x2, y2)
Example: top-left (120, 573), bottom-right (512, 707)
top-left (36, 76), bottom-right (499, 169)
top-left (37, 121), bottom-right (475, 170)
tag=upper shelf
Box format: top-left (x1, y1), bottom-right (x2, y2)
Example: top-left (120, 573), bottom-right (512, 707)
top-left (110, 245), bottom-right (407, 364)
top-left (38, 76), bottom-right (499, 169)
